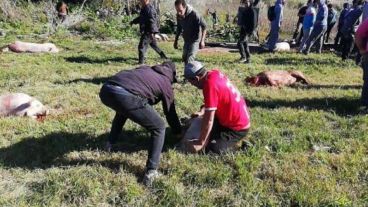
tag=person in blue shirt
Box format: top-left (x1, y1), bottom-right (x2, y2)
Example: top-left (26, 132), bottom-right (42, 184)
top-left (302, 0), bottom-right (328, 54)
top-left (324, 3), bottom-right (337, 43)
top-left (265, 0), bottom-right (284, 52)
top-left (299, 0), bottom-right (316, 52)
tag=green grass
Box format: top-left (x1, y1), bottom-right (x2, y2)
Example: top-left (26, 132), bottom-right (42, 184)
top-left (0, 35), bottom-right (367, 206)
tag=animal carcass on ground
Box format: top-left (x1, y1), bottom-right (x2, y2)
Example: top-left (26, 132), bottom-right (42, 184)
top-left (2, 41), bottom-right (59, 53)
top-left (154, 33), bottom-right (169, 41)
top-left (274, 42), bottom-right (290, 52)
top-left (0, 93), bottom-right (49, 120)
top-left (245, 70), bottom-right (310, 87)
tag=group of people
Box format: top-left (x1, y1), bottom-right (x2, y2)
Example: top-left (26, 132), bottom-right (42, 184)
top-left (103, 0), bottom-right (249, 186)
top-left (290, 0), bottom-right (368, 60)
top-left (130, 0), bottom-right (207, 64)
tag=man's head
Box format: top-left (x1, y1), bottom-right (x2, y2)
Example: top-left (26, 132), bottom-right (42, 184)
top-left (184, 61), bottom-right (207, 89)
top-left (140, 0), bottom-right (150, 7)
top-left (244, 0), bottom-right (251, 8)
top-left (175, 0), bottom-right (187, 17)
top-left (343, 2), bottom-right (349, 8)
top-left (327, 3), bottom-right (333, 8)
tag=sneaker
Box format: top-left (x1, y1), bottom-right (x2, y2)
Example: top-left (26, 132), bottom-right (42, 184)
top-left (238, 57), bottom-right (247, 63)
top-left (142, 169), bottom-right (161, 187)
top-left (244, 59), bottom-right (251, 64)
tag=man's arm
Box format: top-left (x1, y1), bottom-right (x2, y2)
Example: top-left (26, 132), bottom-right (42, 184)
top-left (355, 20), bottom-right (368, 55)
top-left (163, 101), bottom-right (182, 134)
top-left (174, 16), bottom-right (182, 49)
top-left (147, 5), bottom-right (158, 34)
top-left (130, 16), bottom-right (140, 25)
top-left (186, 109), bottom-right (215, 153)
top-left (199, 15), bottom-right (207, 49)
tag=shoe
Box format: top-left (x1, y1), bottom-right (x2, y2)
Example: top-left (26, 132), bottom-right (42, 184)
top-left (357, 106), bottom-right (368, 114)
top-left (105, 141), bottom-right (113, 152)
top-left (238, 57), bottom-right (247, 63)
top-left (244, 59), bottom-right (251, 64)
top-left (142, 169), bottom-right (161, 187)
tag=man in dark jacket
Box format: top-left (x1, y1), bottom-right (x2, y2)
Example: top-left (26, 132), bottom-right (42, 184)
top-left (130, 0), bottom-right (167, 64)
top-left (99, 61), bottom-right (182, 186)
top-left (292, 3), bottom-right (308, 45)
top-left (334, 3), bottom-right (350, 50)
top-left (340, 0), bottom-right (363, 60)
top-left (174, 0), bottom-right (207, 64)
top-left (237, 0), bottom-right (257, 63)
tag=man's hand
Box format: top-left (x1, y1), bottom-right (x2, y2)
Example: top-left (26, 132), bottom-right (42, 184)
top-left (183, 139), bottom-right (204, 153)
top-left (173, 40), bottom-right (179, 49)
top-left (359, 49), bottom-right (367, 56)
top-left (199, 41), bottom-right (205, 49)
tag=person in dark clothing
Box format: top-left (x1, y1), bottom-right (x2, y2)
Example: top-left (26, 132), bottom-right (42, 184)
top-left (340, 0), bottom-right (363, 61)
top-left (324, 3), bottom-right (337, 43)
top-left (237, 0), bottom-right (257, 63)
top-left (292, 3), bottom-right (308, 45)
top-left (99, 61), bottom-right (182, 186)
top-left (174, 0), bottom-right (207, 64)
top-left (334, 3), bottom-right (350, 51)
top-left (130, 0), bottom-right (167, 64)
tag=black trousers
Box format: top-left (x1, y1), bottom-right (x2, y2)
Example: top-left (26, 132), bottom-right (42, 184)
top-left (237, 27), bottom-right (251, 59)
top-left (206, 118), bottom-right (248, 154)
top-left (292, 20), bottom-right (303, 44)
top-left (361, 55), bottom-right (368, 107)
top-left (324, 22), bottom-right (336, 43)
top-left (334, 30), bottom-right (342, 51)
top-left (341, 34), bottom-right (355, 60)
top-left (138, 33), bottom-right (166, 64)
top-left (99, 83), bottom-right (166, 170)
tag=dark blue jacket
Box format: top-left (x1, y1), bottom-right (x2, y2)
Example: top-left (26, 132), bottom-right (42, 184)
top-left (131, 3), bottom-right (159, 34)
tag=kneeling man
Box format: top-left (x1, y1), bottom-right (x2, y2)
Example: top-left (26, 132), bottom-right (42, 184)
top-left (99, 61), bottom-right (181, 186)
top-left (183, 61), bottom-right (251, 153)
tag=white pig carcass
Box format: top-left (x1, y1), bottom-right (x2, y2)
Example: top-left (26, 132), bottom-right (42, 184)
top-left (5, 41), bottom-right (59, 53)
top-left (0, 93), bottom-right (48, 119)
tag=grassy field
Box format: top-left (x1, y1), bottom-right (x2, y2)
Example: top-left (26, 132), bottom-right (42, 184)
top-left (0, 35), bottom-right (367, 206)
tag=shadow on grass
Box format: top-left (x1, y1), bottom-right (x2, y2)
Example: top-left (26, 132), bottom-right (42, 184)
top-left (0, 130), bottom-right (159, 172)
top-left (57, 77), bottom-right (110, 85)
top-left (249, 96), bottom-right (362, 116)
top-left (64, 56), bottom-right (136, 64)
top-left (264, 57), bottom-right (343, 66)
top-left (290, 84), bottom-right (362, 90)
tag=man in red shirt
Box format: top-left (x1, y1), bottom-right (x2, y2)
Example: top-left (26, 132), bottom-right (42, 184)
top-left (355, 18), bottom-right (368, 109)
top-left (183, 61), bottom-right (251, 153)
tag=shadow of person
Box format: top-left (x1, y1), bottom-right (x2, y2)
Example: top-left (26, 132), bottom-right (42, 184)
top-left (290, 84), bottom-right (362, 90)
top-left (248, 96), bottom-right (362, 116)
top-left (0, 130), bottom-right (152, 173)
top-left (55, 77), bottom-right (110, 85)
top-left (64, 56), bottom-right (136, 64)
top-left (264, 57), bottom-right (344, 67)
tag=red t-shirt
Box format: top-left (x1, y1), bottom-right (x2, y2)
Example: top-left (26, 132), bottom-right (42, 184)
top-left (203, 70), bottom-right (250, 131)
